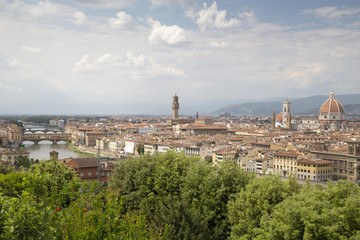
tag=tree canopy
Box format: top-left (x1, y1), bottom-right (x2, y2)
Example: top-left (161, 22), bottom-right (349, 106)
top-left (1, 151), bottom-right (360, 239)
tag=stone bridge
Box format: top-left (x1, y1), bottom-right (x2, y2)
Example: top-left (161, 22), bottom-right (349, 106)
top-left (22, 133), bottom-right (71, 144)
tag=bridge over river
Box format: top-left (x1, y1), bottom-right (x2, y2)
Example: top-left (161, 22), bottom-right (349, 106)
top-left (22, 132), bottom-right (71, 144)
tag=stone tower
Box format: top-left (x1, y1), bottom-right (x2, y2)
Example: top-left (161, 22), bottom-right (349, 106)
top-left (282, 100), bottom-right (291, 128)
top-left (172, 94), bottom-right (179, 119)
top-left (271, 109), bottom-right (276, 129)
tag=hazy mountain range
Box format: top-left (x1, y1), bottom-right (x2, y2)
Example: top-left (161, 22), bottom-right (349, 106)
top-left (211, 94), bottom-right (360, 116)
top-left (1, 94), bottom-right (359, 116)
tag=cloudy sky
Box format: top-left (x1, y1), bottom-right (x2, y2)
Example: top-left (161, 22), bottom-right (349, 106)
top-left (1, 0), bottom-right (360, 114)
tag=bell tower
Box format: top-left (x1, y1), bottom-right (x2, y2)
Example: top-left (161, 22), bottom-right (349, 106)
top-left (282, 100), bottom-right (291, 128)
top-left (172, 94), bottom-right (179, 120)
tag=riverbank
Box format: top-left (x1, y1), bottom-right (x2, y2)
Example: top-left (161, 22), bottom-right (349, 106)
top-left (67, 143), bottom-right (97, 157)
top-left (67, 143), bottom-right (119, 159)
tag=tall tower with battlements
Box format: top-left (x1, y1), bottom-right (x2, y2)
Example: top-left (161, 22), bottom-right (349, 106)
top-left (172, 94), bottom-right (179, 119)
top-left (271, 109), bottom-right (276, 129)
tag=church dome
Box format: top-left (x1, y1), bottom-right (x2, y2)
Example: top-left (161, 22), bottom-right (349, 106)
top-left (319, 90), bottom-right (345, 122)
top-left (275, 113), bottom-right (283, 121)
top-left (319, 90), bottom-right (345, 115)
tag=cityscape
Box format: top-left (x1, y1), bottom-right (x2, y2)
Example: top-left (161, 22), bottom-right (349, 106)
top-left (1, 0), bottom-right (360, 239)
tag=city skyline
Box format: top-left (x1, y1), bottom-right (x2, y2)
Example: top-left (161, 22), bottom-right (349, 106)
top-left (1, 0), bottom-right (360, 114)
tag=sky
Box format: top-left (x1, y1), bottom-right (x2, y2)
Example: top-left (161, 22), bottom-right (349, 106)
top-left (1, 0), bottom-right (360, 115)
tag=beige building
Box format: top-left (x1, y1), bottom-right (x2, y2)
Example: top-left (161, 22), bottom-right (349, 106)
top-left (297, 158), bottom-right (333, 181)
top-left (1, 149), bottom-right (29, 163)
top-left (85, 132), bottom-right (107, 147)
top-left (7, 126), bottom-right (23, 144)
top-left (310, 141), bottom-right (360, 183)
top-left (273, 152), bottom-right (300, 177)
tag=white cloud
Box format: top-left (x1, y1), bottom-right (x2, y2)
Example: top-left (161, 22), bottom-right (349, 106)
top-left (109, 11), bottom-right (137, 30)
top-left (21, 46), bottom-right (42, 53)
top-left (71, 0), bottom-right (133, 8)
top-left (8, 60), bottom-right (19, 67)
top-left (94, 53), bottom-right (114, 64)
top-left (29, 1), bottom-right (57, 17)
top-left (210, 41), bottom-right (229, 48)
top-left (73, 11), bottom-right (87, 25)
top-left (270, 62), bottom-right (328, 88)
top-left (73, 52), bottom-right (185, 78)
top-left (187, 2), bottom-right (241, 31)
top-left (302, 6), bottom-right (360, 20)
top-left (148, 18), bottom-right (190, 46)
top-left (73, 55), bottom-right (94, 73)
top-left (125, 52), bottom-right (185, 78)
top-left (148, 0), bottom-right (195, 8)
top-left (0, 83), bottom-right (24, 92)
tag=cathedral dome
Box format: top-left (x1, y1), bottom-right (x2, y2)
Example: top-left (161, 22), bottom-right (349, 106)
top-left (319, 90), bottom-right (345, 122)
top-left (275, 113), bottom-right (283, 121)
top-left (319, 91), bottom-right (344, 115)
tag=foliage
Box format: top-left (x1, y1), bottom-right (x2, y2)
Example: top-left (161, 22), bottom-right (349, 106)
top-left (111, 151), bottom-right (254, 239)
top-left (1, 151), bottom-right (360, 239)
top-left (137, 143), bottom-right (145, 155)
top-left (0, 192), bottom-right (59, 239)
top-left (0, 159), bottom-right (163, 239)
top-left (228, 175), bottom-right (300, 239)
top-left (0, 164), bottom-right (13, 174)
top-left (0, 171), bottom-right (28, 197)
top-left (14, 155), bottom-right (39, 168)
top-left (29, 159), bottom-right (77, 193)
top-left (58, 191), bottom-right (164, 239)
top-left (256, 180), bottom-right (360, 240)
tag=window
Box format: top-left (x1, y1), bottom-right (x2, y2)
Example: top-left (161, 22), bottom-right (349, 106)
top-left (80, 173), bottom-right (84, 177)
top-left (88, 172), bottom-right (92, 176)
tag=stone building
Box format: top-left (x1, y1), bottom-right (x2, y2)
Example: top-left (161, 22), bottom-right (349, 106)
top-left (273, 90), bottom-right (345, 130)
top-left (310, 141), bottom-right (360, 183)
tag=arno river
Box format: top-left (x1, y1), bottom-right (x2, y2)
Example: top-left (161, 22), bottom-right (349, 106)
top-left (23, 124), bottom-right (87, 160)
top-left (24, 141), bottom-right (87, 160)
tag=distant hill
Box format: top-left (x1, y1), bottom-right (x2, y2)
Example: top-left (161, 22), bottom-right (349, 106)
top-left (211, 94), bottom-right (360, 116)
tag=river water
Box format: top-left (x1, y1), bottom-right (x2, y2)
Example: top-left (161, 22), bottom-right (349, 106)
top-left (24, 141), bottom-right (88, 160)
top-left (22, 124), bottom-right (87, 160)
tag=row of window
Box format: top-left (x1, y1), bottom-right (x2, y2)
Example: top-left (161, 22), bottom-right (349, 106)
top-left (275, 161), bottom-right (331, 168)
top-left (79, 172), bottom-right (109, 177)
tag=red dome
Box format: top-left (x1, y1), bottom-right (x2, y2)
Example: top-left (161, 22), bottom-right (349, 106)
top-left (319, 91), bottom-right (345, 115)
top-left (275, 113), bottom-right (283, 121)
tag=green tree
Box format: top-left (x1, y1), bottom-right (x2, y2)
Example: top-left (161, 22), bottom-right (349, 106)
top-left (29, 158), bottom-right (77, 193)
top-left (0, 164), bottom-right (13, 174)
top-left (0, 192), bottom-right (59, 239)
top-left (111, 151), bottom-right (254, 239)
top-left (228, 175), bottom-right (300, 239)
top-left (0, 171), bottom-right (27, 197)
top-left (256, 181), bottom-right (360, 240)
top-left (137, 143), bottom-right (145, 155)
top-left (57, 191), bottom-right (165, 239)
top-left (14, 155), bottom-right (39, 168)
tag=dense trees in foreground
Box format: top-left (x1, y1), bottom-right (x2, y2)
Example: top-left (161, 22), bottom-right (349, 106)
top-left (1, 151), bottom-right (360, 239)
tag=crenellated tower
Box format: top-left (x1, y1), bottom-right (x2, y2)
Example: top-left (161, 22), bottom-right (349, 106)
top-left (172, 94), bottom-right (179, 119)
